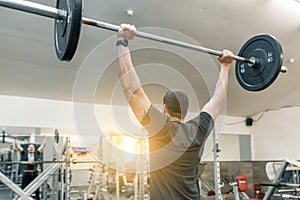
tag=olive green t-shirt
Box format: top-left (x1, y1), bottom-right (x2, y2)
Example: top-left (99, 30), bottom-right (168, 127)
top-left (141, 105), bottom-right (214, 200)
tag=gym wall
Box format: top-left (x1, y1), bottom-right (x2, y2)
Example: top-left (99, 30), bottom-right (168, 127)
top-left (0, 95), bottom-right (297, 161)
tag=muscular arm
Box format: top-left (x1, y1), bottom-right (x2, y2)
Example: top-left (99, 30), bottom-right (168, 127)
top-left (37, 135), bottom-right (46, 153)
top-left (202, 50), bottom-right (233, 121)
top-left (15, 136), bottom-right (23, 152)
top-left (117, 24), bottom-right (151, 121)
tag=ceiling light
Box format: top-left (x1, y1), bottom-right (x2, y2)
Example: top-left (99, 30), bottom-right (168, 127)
top-left (127, 9), bottom-right (134, 16)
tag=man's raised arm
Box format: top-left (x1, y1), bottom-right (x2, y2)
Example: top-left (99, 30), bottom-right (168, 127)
top-left (202, 50), bottom-right (234, 121)
top-left (117, 24), bottom-right (151, 122)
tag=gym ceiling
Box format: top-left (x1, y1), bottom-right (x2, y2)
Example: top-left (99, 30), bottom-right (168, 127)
top-left (0, 0), bottom-right (299, 117)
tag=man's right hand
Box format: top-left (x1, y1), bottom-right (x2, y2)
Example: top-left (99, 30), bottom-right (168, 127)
top-left (117, 23), bottom-right (136, 40)
top-left (218, 49), bottom-right (234, 66)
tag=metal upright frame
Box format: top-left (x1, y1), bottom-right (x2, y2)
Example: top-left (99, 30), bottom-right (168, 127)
top-left (213, 128), bottom-right (223, 200)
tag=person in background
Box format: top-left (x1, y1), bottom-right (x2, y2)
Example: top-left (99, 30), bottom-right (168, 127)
top-left (15, 135), bottom-right (46, 200)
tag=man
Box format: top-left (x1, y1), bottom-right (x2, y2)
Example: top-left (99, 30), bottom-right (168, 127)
top-left (116, 24), bottom-right (233, 199)
top-left (15, 135), bottom-right (47, 200)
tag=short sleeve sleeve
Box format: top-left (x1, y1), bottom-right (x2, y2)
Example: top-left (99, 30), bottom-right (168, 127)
top-left (187, 111), bottom-right (215, 145)
top-left (140, 105), bottom-right (169, 137)
top-left (197, 112), bottom-right (215, 134)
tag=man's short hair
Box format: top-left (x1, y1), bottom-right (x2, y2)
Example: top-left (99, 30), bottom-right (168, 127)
top-left (28, 143), bottom-right (35, 148)
top-left (163, 89), bottom-right (189, 119)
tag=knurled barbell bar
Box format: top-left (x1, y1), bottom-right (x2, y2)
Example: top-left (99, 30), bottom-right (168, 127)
top-left (0, 0), bottom-right (286, 91)
top-left (0, 159), bottom-right (101, 165)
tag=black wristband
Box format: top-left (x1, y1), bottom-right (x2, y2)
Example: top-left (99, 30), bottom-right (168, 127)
top-left (116, 39), bottom-right (129, 47)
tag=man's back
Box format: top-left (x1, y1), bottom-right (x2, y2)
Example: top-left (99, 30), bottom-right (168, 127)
top-left (150, 147), bottom-right (202, 199)
top-left (142, 106), bottom-right (214, 199)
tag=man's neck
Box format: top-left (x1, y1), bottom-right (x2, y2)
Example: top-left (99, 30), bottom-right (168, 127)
top-left (163, 106), bottom-right (184, 123)
top-left (169, 116), bottom-right (183, 123)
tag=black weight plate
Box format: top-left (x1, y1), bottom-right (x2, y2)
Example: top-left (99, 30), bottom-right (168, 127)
top-left (54, 129), bottom-right (59, 143)
top-left (54, 0), bottom-right (82, 61)
top-left (235, 34), bottom-right (283, 91)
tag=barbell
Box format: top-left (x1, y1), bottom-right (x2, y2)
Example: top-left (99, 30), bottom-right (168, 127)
top-left (0, 159), bottom-right (101, 165)
top-left (0, 0), bottom-right (286, 91)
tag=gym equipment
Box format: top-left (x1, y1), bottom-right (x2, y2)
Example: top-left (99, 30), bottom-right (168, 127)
top-left (273, 193), bottom-right (300, 199)
top-left (225, 175), bottom-right (258, 200)
top-left (260, 159), bottom-right (300, 200)
top-left (236, 34), bottom-right (283, 91)
top-left (54, 129), bottom-right (59, 143)
top-left (260, 181), bottom-right (300, 188)
top-left (0, 0), bottom-right (286, 91)
top-left (0, 137), bottom-right (71, 200)
top-left (0, 159), bottom-right (101, 165)
top-left (1, 128), bottom-right (5, 143)
top-left (213, 129), bottom-right (223, 200)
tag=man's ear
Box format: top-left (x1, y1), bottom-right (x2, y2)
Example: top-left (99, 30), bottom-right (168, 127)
top-left (163, 104), bottom-right (168, 114)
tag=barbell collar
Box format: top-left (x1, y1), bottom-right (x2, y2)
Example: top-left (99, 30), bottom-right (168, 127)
top-left (0, 0), bottom-right (67, 20)
top-left (281, 65), bottom-right (288, 73)
top-left (248, 57), bottom-right (259, 67)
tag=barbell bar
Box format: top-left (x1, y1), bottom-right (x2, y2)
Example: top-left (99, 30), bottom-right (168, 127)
top-left (0, 0), bottom-right (286, 91)
top-left (0, 0), bottom-right (258, 64)
top-left (0, 0), bottom-right (66, 19)
top-left (0, 159), bottom-right (101, 165)
top-left (82, 18), bottom-right (253, 64)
